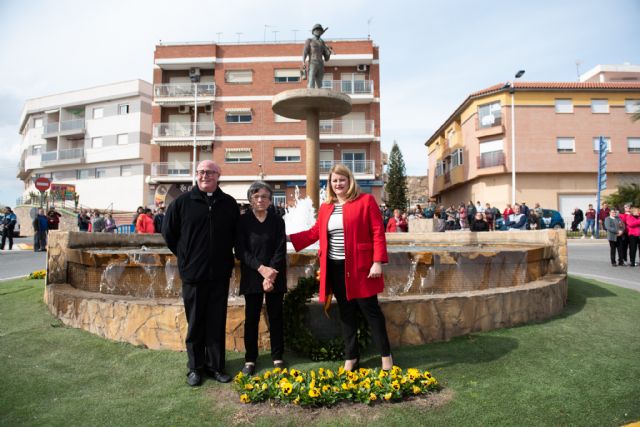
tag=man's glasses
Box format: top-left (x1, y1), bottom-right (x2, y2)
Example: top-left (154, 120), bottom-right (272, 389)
top-left (196, 170), bottom-right (219, 177)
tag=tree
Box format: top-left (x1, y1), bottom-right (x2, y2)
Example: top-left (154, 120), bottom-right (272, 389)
top-left (385, 141), bottom-right (408, 211)
top-left (605, 183), bottom-right (640, 209)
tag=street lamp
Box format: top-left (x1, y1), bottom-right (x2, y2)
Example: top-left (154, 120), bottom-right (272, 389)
top-left (190, 71), bottom-right (201, 186)
top-left (510, 69), bottom-right (525, 206)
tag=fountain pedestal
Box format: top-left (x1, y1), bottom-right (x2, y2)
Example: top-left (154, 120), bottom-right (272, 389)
top-left (272, 88), bottom-right (351, 209)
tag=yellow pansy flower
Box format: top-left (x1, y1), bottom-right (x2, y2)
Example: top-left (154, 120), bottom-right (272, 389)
top-left (412, 385), bottom-right (421, 394)
top-left (240, 394), bottom-right (250, 403)
top-left (244, 383), bottom-right (254, 390)
top-left (295, 375), bottom-right (304, 383)
top-left (384, 392), bottom-right (392, 401)
top-left (308, 388), bottom-right (320, 398)
top-left (369, 393), bottom-right (377, 401)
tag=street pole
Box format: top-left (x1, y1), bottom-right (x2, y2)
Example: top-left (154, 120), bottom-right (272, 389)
top-left (192, 82), bottom-right (198, 187)
top-left (510, 70), bottom-right (525, 206)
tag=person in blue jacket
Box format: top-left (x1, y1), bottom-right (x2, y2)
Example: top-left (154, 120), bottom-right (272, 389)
top-left (32, 208), bottom-right (49, 251)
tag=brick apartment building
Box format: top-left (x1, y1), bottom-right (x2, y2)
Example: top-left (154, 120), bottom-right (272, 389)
top-left (426, 65), bottom-right (640, 219)
top-left (149, 39), bottom-right (384, 207)
top-left (17, 80), bottom-right (155, 211)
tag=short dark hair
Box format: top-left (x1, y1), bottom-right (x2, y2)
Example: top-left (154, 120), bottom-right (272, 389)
top-left (247, 180), bottom-right (273, 201)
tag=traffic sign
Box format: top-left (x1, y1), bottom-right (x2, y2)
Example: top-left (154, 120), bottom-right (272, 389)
top-left (34, 177), bottom-right (51, 192)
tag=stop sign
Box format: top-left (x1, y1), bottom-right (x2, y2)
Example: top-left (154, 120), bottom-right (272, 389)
top-left (35, 177), bottom-right (51, 192)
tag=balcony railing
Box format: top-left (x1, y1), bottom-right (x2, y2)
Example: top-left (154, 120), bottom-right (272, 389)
top-left (322, 80), bottom-right (374, 95)
top-left (444, 171), bottom-right (451, 184)
top-left (151, 161), bottom-right (196, 177)
top-left (41, 148), bottom-right (84, 163)
top-left (319, 120), bottom-right (374, 135)
top-left (153, 122), bottom-right (215, 138)
top-left (477, 151), bottom-right (505, 168)
top-left (60, 119), bottom-right (85, 132)
top-left (153, 83), bottom-right (216, 98)
top-left (319, 160), bottom-right (375, 175)
top-left (45, 122), bottom-right (59, 134)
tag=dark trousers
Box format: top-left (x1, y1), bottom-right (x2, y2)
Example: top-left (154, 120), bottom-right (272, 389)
top-left (327, 259), bottom-right (391, 360)
top-left (243, 292), bottom-right (284, 363)
top-left (34, 230), bottom-right (47, 251)
top-left (629, 235), bottom-right (639, 266)
top-left (619, 234), bottom-right (629, 262)
top-left (1, 229), bottom-right (13, 250)
top-left (609, 238), bottom-right (624, 265)
top-left (182, 280), bottom-right (230, 372)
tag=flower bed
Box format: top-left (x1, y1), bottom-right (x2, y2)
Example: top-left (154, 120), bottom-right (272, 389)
top-left (234, 366), bottom-right (440, 406)
top-left (29, 270), bottom-right (46, 280)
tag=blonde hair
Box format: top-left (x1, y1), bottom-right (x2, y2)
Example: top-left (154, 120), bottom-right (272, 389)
top-left (325, 163), bottom-right (360, 204)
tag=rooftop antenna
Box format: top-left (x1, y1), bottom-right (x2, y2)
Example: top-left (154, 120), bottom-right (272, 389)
top-left (367, 17), bottom-right (373, 39)
top-left (264, 25), bottom-right (273, 42)
top-left (575, 60), bottom-right (582, 81)
top-left (236, 32), bottom-right (243, 43)
top-left (216, 32), bottom-right (222, 43)
top-left (273, 30), bottom-right (279, 42)
top-left (292, 29), bottom-right (300, 42)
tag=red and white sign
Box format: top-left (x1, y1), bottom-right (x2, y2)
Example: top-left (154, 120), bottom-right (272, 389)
top-left (35, 177), bottom-right (51, 192)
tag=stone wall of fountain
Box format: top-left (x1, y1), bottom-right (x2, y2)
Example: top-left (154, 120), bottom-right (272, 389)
top-left (44, 229), bottom-right (567, 352)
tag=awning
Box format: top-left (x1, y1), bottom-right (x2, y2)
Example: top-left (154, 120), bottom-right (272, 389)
top-left (225, 107), bottom-right (252, 113)
top-left (225, 147), bottom-right (252, 152)
top-left (219, 182), bottom-right (250, 202)
top-left (152, 140), bottom-right (212, 147)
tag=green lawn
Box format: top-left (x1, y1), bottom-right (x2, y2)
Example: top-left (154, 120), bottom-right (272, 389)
top-left (0, 277), bottom-right (638, 426)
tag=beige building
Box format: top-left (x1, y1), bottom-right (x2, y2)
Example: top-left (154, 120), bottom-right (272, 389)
top-left (425, 65), bottom-right (640, 219)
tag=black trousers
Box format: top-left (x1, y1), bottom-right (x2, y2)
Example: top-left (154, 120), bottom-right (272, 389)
top-left (629, 235), bottom-right (639, 265)
top-left (619, 234), bottom-right (629, 262)
top-left (327, 259), bottom-right (391, 360)
top-left (182, 280), bottom-right (230, 372)
top-left (609, 238), bottom-right (624, 265)
top-left (1, 229), bottom-right (13, 250)
top-left (243, 292), bottom-right (284, 363)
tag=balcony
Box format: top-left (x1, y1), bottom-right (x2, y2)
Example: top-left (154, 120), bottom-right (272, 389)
top-left (477, 151), bottom-right (506, 169)
top-left (40, 148), bottom-right (84, 166)
top-left (42, 119), bottom-right (85, 138)
top-left (153, 83), bottom-right (216, 105)
top-left (152, 122), bottom-right (215, 146)
top-left (319, 120), bottom-right (375, 142)
top-left (151, 161), bottom-right (196, 180)
top-left (319, 160), bottom-right (375, 177)
top-left (322, 80), bottom-right (374, 104)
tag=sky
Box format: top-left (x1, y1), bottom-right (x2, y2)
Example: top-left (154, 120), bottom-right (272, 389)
top-left (0, 0), bottom-right (639, 206)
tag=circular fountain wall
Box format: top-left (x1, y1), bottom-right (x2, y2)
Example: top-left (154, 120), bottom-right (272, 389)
top-left (44, 230), bottom-right (567, 352)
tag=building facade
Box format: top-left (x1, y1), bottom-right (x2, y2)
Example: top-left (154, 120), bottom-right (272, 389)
top-left (150, 39), bottom-right (384, 207)
top-left (426, 75), bottom-right (640, 219)
top-left (17, 80), bottom-right (156, 211)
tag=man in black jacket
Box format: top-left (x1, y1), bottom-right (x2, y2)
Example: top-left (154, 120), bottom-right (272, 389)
top-left (162, 160), bottom-right (240, 387)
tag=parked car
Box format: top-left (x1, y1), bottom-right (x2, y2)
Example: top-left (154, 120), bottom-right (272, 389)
top-left (0, 214), bottom-right (20, 237)
top-left (539, 209), bottom-right (565, 229)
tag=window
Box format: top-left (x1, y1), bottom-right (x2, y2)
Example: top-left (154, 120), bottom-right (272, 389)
top-left (31, 145), bottom-right (42, 155)
top-left (275, 114), bottom-right (299, 123)
top-left (33, 118), bottom-right (43, 128)
top-left (478, 101), bottom-right (501, 128)
top-left (555, 99), bottom-right (573, 113)
top-left (117, 133), bottom-right (129, 145)
top-left (274, 147), bottom-right (301, 162)
top-left (478, 139), bottom-right (505, 168)
top-left (93, 107), bottom-right (104, 119)
top-left (118, 104), bottom-right (130, 115)
top-left (274, 69), bottom-right (300, 83)
top-left (77, 169), bottom-right (94, 180)
top-left (592, 137), bottom-right (612, 152)
top-left (435, 160), bottom-right (444, 177)
top-left (92, 137), bottom-right (103, 148)
top-left (556, 137), bottom-right (575, 153)
top-left (225, 70), bottom-right (253, 84)
top-left (628, 138), bottom-right (640, 153)
top-left (120, 165), bottom-right (132, 176)
top-left (225, 110), bottom-right (252, 123)
top-left (342, 151), bottom-right (366, 174)
top-left (591, 99), bottom-right (609, 113)
top-left (450, 149), bottom-right (463, 168)
top-left (447, 129), bottom-right (456, 146)
top-left (95, 168), bottom-right (107, 178)
top-left (625, 99), bottom-right (640, 114)
top-left (224, 148), bottom-right (252, 163)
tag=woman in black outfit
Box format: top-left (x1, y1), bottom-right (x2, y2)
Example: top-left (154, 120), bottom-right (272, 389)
top-left (235, 181), bottom-right (287, 375)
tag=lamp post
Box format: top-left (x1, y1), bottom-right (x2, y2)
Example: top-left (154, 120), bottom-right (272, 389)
top-left (510, 69), bottom-right (525, 206)
top-left (191, 73), bottom-right (200, 186)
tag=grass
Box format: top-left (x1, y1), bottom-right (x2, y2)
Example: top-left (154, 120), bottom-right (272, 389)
top-left (0, 277), bottom-right (639, 426)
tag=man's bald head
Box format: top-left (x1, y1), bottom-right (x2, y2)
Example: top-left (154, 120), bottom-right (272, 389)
top-left (196, 160), bottom-right (221, 193)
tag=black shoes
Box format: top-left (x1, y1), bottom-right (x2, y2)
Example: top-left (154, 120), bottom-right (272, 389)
top-left (187, 370), bottom-right (202, 387)
top-left (241, 363), bottom-right (256, 376)
top-left (204, 368), bottom-right (232, 383)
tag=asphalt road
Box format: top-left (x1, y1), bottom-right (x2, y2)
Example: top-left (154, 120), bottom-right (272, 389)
top-left (0, 237), bottom-right (637, 291)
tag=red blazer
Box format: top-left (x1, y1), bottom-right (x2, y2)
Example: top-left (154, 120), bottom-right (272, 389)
top-left (290, 193), bottom-right (388, 302)
top-left (137, 214), bottom-right (155, 234)
top-left (386, 216), bottom-right (407, 232)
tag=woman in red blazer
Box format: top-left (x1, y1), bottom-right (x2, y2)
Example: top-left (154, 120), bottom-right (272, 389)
top-left (289, 164), bottom-right (393, 371)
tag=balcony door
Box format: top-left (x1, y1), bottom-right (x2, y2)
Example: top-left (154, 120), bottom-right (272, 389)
top-left (341, 112), bottom-right (365, 134)
top-left (340, 73), bottom-right (366, 94)
top-left (168, 114), bottom-right (192, 137)
top-left (341, 150), bottom-right (366, 174)
top-left (167, 151), bottom-right (191, 176)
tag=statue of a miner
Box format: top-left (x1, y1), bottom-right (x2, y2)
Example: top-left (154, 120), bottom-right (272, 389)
top-left (302, 24), bottom-right (333, 89)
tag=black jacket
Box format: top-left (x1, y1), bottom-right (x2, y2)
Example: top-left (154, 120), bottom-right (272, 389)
top-left (162, 186), bottom-right (239, 284)
top-left (470, 219), bottom-right (489, 232)
top-left (235, 210), bottom-right (287, 295)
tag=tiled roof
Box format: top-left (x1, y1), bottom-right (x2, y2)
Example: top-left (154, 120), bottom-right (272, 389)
top-left (426, 81), bottom-right (640, 146)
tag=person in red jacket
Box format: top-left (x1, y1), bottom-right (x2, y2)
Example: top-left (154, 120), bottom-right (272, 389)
top-left (386, 209), bottom-right (407, 232)
top-left (625, 207), bottom-right (640, 267)
top-left (289, 164), bottom-right (393, 371)
top-left (136, 208), bottom-right (155, 234)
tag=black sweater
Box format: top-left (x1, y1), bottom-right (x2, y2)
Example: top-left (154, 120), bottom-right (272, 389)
top-left (162, 186), bottom-right (239, 284)
top-left (235, 210), bottom-right (287, 295)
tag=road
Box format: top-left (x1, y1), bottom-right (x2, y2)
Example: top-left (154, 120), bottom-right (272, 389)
top-left (0, 237), bottom-right (637, 291)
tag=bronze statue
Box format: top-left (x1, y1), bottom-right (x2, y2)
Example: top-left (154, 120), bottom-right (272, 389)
top-left (302, 24), bottom-right (332, 89)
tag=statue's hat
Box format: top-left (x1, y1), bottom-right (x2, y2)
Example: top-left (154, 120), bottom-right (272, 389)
top-left (311, 24), bottom-right (326, 33)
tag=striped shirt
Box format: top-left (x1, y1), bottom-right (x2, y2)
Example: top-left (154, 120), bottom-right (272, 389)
top-left (327, 204), bottom-right (345, 260)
